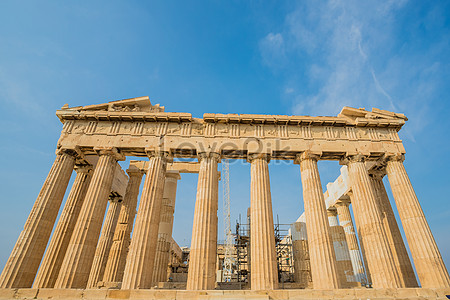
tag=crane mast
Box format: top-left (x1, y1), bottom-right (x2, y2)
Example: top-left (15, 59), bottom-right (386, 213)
top-left (222, 159), bottom-right (233, 282)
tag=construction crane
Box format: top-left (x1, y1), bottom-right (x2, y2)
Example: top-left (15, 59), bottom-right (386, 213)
top-left (222, 158), bottom-right (233, 282)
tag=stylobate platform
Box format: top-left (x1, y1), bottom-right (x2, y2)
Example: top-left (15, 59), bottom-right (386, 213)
top-left (1, 288), bottom-right (450, 299)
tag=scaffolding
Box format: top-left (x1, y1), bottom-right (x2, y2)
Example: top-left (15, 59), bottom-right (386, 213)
top-left (274, 215), bottom-right (295, 285)
top-left (233, 213), bottom-right (294, 285)
top-left (234, 214), bottom-right (250, 283)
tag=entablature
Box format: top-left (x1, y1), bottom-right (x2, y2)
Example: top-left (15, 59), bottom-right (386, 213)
top-left (56, 97), bottom-right (407, 161)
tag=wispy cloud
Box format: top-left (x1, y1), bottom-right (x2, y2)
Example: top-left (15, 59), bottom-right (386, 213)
top-left (259, 33), bottom-right (286, 69)
top-left (258, 0), bottom-right (449, 140)
top-left (0, 68), bottom-right (46, 117)
top-left (370, 68), bottom-right (396, 112)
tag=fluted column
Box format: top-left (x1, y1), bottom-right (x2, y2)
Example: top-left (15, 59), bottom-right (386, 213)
top-left (121, 152), bottom-right (169, 289)
top-left (186, 152), bottom-right (220, 290)
top-left (87, 194), bottom-right (123, 288)
top-left (248, 153), bottom-right (278, 290)
top-left (55, 148), bottom-right (123, 288)
top-left (102, 168), bottom-right (144, 284)
top-left (152, 171), bottom-right (181, 284)
top-left (370, 172), bottom-right (418, 287)
top-left (0, 149), bottom-right (76, 288)
top-left (296, 152), bottom-right (340, 289)
top-left (386, 154), bottom-right (450, 288)
top-left (342, 154), bottom-right (402, 288)
top-left (33, 164), bottom-right (93, 288)
top-left (335, 201), bottom-right (367, 284)
top-left (327, 209), bottom-right (354, 286)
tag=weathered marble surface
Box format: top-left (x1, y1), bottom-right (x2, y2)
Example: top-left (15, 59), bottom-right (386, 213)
top-left (1, 288), bottom-right (450, 300)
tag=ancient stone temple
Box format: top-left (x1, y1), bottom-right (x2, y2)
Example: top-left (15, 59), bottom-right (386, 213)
top-left (0, 96), bottom-right (449, 299)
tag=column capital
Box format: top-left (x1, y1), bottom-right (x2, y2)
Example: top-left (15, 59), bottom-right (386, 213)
top-left (56, 147), bottom-right (83, 160)
top-left (198, 152), bottom-right (221, 163)
top-left (126, 166), bottom-right (145, 178)
top-left (368, 169), bottom-right (386, 181)
top-left (247, 153), bottom-right (270, 163)
top-left (335, 200), bottom-right (350, 208)
top-left (108, 192), bottom-right (123, 203)
top-left (294, 151), bottom-right (321, 164)
top-left (327, 209), bottom-right (338, 217)
top-left (340, 154), bottom-right (367, 165)
top-left (74, 164), bottom-right (93, 175)
top-left (166, 170), bottom-right (181, 180)
top-left (384, 153), bottom-right (405, 163)
top-left (145, 149), bottom-right (172, 161)
top-left (94, 147), bottom-right (125, 161)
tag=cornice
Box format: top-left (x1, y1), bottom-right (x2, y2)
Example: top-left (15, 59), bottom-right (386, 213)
top-left (57, 110), bottom-right (405, 129)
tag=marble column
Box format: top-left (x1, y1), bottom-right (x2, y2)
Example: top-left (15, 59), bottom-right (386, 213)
top-left (343, 154), bottom-right (403, 288)
top-left (186, 152), bottom-right (220, 290)
top-left (370, 172), bottom-right (418, 287)
top-left (327, 209), bottom-right (354, 287)
top-left (87, 194), bottom-right (123, 288)
top-left (121, 152), bottom-right (169, 289)
top-left (248, 154), bottom-right (278, 290)
top-left (55, 148), bottom-right (123, 288)
top-left (296, 152), bottom-right (340, 289)
top-left (0, 149), bottom-right (76, 288)
top-left (386, 154), bottom-right (450, 288)
top-left (102, 168), bottom-right (144, 284)
top-left (33, 164), bottom-right (93, 288)
top-left (152, 171), bottom-right (181, 284)
top-left (335, 201), bottom-right (367, 284)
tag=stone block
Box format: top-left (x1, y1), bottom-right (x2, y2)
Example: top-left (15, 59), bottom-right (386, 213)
top-left (175, 290), bottom-right (204, 300)
top-left (128, 290), bottom-right (176, 300)
top-left (381, 288), bottom-right (399, 298)
top-left (415, 288), bottom-right (438, 298)
top-left (37, 288), bottom-right (83, 300)
top-left (219, 290), bottom-right (247, 300)
top-left (106, 289), bottom-right (130, 299)
top-left (15, 289), bottom-right (39, 299)
top-left (353, 289), bottom-right (375, 299)
top-left (0, 289), bottom-right (17, 300)
top-left (267, 290), bottom-right (288, 300)
top-left (152, 290), bottom-right (177, 300)
top-left (82, 289), bottom-right (108, 299)
top-left (395, 288), bottom-right (420, 299)
top-left (287, 289), bottom-right (306, 298)
top-left (242, 291), bottom-right (270, 299)
top-left (203, 290), bottom-right (224, 298)
top-left (434, 288), bottom-right (450, 299)
top-left (331, 288), bottom-right (357, 299)
top-left (310, 289), bottom-right (336, 298)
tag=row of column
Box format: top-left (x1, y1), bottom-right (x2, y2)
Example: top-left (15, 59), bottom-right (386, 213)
top-left (186, 151), bottom-right (450, 290)
top-left (292, 153), bottom-right (450, 289)
top-left (341, 154), bottom-right (449, 288)
top-left (1, 149), bottom-right (449, 290)
top-left (0, 148), bottom-right (180, 290)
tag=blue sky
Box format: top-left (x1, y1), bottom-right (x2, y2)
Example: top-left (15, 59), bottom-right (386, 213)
top-left (1, 0), bottom-right (449, 284)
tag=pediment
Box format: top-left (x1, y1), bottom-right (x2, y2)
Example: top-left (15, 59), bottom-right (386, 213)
top-left (60, 96), bottom-right (165, 113)
top-left (339, 106), bottom-right (407, 121)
